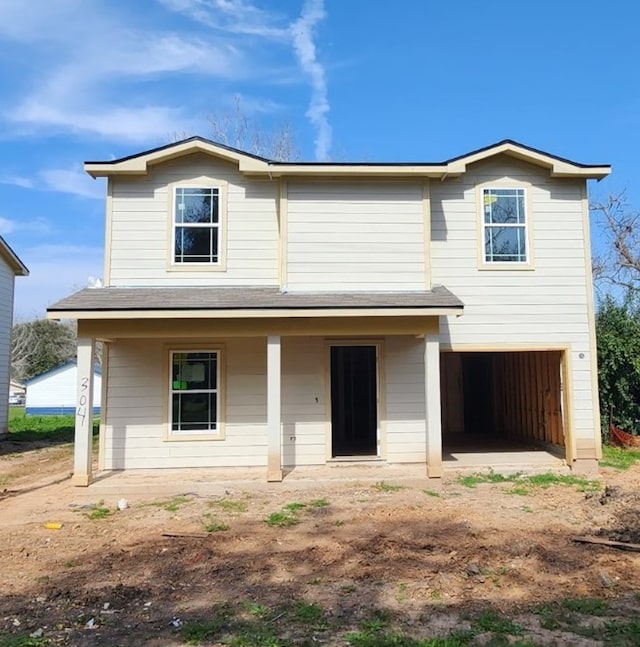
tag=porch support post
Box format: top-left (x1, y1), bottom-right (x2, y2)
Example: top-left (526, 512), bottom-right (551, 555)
top-left (424, 331), bottom-right (443, 478)
top-left (72, 336), bottom-right (95, 487)
top-left (267, 335), bottom-right (283, 482)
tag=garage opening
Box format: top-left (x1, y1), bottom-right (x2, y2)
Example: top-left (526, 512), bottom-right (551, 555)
top-left (330, 345), bottom-right (378, 457)
top-left (440, 351), bottom-right (566, 463)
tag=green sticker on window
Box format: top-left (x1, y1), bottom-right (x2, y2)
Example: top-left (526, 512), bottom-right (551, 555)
top-left (173, 380), bottom-right (181, 389)
top-left (181, 381), bottom-right (188, 390)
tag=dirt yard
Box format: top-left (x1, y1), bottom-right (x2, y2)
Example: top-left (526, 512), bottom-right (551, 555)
top-left (1, 442), bottom-right (640, 646)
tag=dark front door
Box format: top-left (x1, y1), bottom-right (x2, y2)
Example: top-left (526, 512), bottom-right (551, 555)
top-left (330, 345), bottom-right (378, 457)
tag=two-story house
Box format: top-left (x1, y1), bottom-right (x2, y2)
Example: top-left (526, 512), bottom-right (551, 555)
top-left (47, 138), bottom-right (610, 486)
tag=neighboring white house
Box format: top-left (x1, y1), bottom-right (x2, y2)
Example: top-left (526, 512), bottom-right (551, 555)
top-left (24, 361), bottom-right (101, 416)
top-left (0, 236), bottom-right (28, 438)
top-left (47, 137), bottom-right (611, 486)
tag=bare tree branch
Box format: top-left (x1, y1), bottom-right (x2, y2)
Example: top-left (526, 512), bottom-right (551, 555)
top-left (590, 192), bottom-right (640, 294)
top-left (207, 95), bottom-right (299, 161)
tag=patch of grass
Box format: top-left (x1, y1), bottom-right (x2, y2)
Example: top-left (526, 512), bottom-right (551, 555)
top-left (182, 620), bottom-right (226, 645)
top-left (458, 470), bottom-right (518, 488)
top-left (457, 471), bottom-right (600, 493)
top-left (228, 626), bottom-right (283, 647)
top-left (535, 598), bottom-right (611, 635)
top-left (601, 445), bottom-right (640, 470)
top-left (0, 636), bottom-right (49, 647)
top-left (506, 486), bottom-right (530, 496)
top-left (64, 559), bottom-right (81, 568)
top-left (181, 604), bottom-right (234, 645)
top-left (423, 489), bottom-right (441, 497)
top-left (292, 601), bottom-right (325, 625)
top-left (561, 597), bottom-right (610, 616)
top-left (245, 603), bottom-right (270, 619)
top-left (473, 609), bottom-right (525, 636)
top-left (524, 473), bottom-right (600, 491)
top-left (7, 409), bottom-right (99, 444)
top-left (203, 519), bottom-right (230, 533)
top-left (265, 511), bottom-right (299, 527)
top-left (372, 481), bottom-right (405, 493)
top-left (602, 618), bottom-right (640, 644)
top-left (346, 631), bottom-right (466, 647)
top-left (310, 498), bottom-right (330, 507)
top-left (335, 519), bottom-right (345, 527)
top-left (148, 495), bottom-right (192, 512)
top-left (85, 500), bottom-right (111, 520)
top-left (211, 499), bottom-right (249, 513)
top-left (283, 502), bottom-right (306, 513)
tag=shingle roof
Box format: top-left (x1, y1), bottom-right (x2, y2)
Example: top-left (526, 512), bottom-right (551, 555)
top-left (48, 286), bottom-right (463, 314)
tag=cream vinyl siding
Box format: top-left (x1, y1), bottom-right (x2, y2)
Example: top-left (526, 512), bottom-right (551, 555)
top-left (385, 336), bottom-right (427, 462)
top-left (282, 337), bottom-right (326, 466)
top-left (286, 181), bottom-right (425, 290)
top-left (0, 256), bottom-right (14, 435)
top-left (103, 334), bottom-right (430, 469)
top-left (104, 338), bottom-right (269, 469)
top-left (431, 155), bottom-right (595, 445)
top-left (108, 154), bottom-right (279, 287)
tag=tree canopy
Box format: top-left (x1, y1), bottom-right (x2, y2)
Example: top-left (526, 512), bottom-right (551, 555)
top-left (11, 319), bottom-right (76, 382)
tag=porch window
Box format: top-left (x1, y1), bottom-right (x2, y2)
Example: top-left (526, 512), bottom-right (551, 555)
top-left (170, 351), bottom-right (219, 435)
top-left (173, 187), bottom-right (220, 264)
top-left (483, 188), bottom-right (527, 263)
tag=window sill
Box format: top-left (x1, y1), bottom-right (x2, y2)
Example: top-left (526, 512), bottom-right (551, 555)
top-left (167, 263), bottom-right (227, 273)
top-left (164, 432), bottom-right (226, 442)
top-left (478, 263), bottom-right (535, 271)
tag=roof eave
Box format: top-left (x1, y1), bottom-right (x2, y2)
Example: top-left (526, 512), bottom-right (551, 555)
top-left (48, 306), bottom-right (464, 321)
top-left (84, 138), bottom-right (611, 181)
top-left (0, 237), bottom-right (29, 276)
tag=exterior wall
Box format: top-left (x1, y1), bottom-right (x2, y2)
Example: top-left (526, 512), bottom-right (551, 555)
top-left (286, 181), bottom-right (426, 290)
top-left (104, 338), bottom-right (269, 469)
top-left (385, 336), bottom-right (427, 462)
top-left (431, 155), bottom-right (596, 451)
top-left (108, 154), bottom-right (279, 287)
top-left (0, 256), bottom-right (14, 435)
top-left (26, 365), bottom-right (101, 415)
top-left (103, 335), bottom-right (428, 469)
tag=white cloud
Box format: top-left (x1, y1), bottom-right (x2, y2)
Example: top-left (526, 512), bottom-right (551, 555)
top-left (2, 167), bottom-right (105, 200)
top-left (291, 0), bottom-right (331, 161)
top-left (1, 1), bottom-right (250, 143)
top-left (0, 175), bottom-right (34, 189)
top-left (0, 215), bottom-right (52, 236)
top-left (158, 0), bottom-right (288, 39)
top-left (39, 167), bottom-right (105, 200)
top-left (9, 101), bottom-right (198, 145)
top-left (0, 216), bottom-right (16, 234)
top-left (13, 244), bottom-right (103, 318)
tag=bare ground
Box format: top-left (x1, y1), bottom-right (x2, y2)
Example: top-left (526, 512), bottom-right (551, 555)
top-left (1, 444), bottom-right (640, 646)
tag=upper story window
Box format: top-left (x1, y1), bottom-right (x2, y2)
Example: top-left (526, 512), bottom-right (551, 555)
top-left (173, 187), bottom-right (220, 264)
top-left (483, 188), bottom-right (527, 263)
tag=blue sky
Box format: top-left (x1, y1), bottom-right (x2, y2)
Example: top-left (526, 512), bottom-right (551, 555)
top-left (0, 0), bottom-right (636, 317)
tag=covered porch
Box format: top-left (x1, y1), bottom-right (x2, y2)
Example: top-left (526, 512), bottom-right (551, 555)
top-left (47, 286), bottom-right (464, 486)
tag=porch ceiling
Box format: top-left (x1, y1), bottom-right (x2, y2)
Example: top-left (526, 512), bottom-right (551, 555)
top-left (47, 285), bottom-right (464, 321)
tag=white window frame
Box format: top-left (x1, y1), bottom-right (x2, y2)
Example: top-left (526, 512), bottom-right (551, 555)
top-left (168, 349), bottom-right (223, 439)
top-left (171, 185), bottom-right (222, 266)
top-left (481, 186), bottom-right (531, 267)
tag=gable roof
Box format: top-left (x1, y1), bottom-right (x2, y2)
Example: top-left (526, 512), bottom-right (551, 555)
top-left (23, 360), bottom-right (101, 385)
top-left (0, 235), bottom-right (28, 276)
top-left (84, 136), bottom-right (611, 180)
